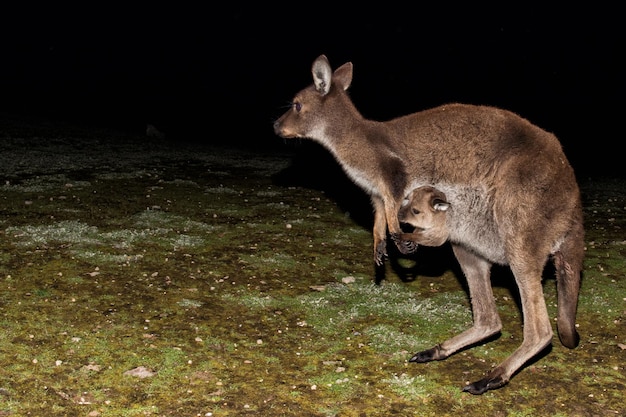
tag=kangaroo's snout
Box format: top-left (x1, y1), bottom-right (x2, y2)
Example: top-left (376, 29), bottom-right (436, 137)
top-left (273, 118), bottom-right (288, 137)
top-left (273, 115), bottom-right (299, 139)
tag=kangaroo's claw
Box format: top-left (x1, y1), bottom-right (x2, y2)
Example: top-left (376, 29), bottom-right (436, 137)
top-left (462, 375), bottom-right (507, 395)
top-left (391, 233), bottom-right (418, 254)
top-left (374, 239), bottom-right (387, 266)
top-left (408, 345), bottom-right (446, 363)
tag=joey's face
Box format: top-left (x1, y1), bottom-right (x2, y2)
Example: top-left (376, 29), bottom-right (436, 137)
top-left (398, 187), bottom-right (450, 231)
top-left (398, 186), bottom-right (451, 247)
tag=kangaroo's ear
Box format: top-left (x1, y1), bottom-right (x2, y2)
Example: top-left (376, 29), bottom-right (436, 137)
top-left (333, 62), bottom-right (353, 91)
top-left (312, 55), bottom-right (332, 96)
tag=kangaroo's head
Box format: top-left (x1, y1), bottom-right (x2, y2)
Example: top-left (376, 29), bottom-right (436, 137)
top-left (273, 55), bottom-right (355, 142)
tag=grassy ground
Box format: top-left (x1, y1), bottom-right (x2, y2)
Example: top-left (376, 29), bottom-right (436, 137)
top-left (0, 116), bottom-right (624, 416)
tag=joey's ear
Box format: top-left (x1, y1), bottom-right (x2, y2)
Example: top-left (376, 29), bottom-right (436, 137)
top-left (312, 55), bottom-right (332, 95)
top-left (333, 62), bottom-right (353, 91)
top-left (401, 189), bottom-right (415, 207)
top-left (433, 199), bottom-right (450, 212)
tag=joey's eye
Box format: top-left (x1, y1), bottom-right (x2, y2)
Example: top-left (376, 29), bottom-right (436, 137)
top-left (293, 102), bottom-right (302, 112)
top-left (411, 208), bottom-right (421, 215)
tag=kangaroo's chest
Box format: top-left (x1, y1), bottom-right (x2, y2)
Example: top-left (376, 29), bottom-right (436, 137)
top-left (342, 164), bottom-right (380, 196)
top-left (433, 184), bottom-right (508, 264)
top-left (334, 148), bottom-right (403, 198)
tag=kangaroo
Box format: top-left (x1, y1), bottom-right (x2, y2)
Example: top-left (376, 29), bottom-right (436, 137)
top-left (273, 54), bottom-right (584, 394)
top-left (398, 186), bottom-right (450, 247)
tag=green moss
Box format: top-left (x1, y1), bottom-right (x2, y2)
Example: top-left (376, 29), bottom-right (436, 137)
top-left (0, 132), bottom-right (624, 416)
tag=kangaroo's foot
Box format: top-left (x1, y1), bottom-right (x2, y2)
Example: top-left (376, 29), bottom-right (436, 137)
top-left (410, 345), bottom-right (508, 395)
top-left (408, 345), bottom-right (446, 363)
top-left (374, 239), bottom-right (387, 266)
top-left (462, 369), bottom-right (508, 395)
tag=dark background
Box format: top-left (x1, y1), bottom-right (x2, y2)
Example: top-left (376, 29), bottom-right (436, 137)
top-left (1, 4), bottom-right (624, 178)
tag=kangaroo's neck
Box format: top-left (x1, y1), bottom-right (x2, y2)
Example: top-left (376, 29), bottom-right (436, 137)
top-left (313, 92), bottom-right (397, 159)
top-left (311, 97), bottom-right (406, 198)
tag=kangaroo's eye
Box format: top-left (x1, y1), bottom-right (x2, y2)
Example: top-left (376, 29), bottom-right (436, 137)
top-left (293, 102), bottom-right (302, 112)
top-left (411, 208), bottom-right (421, 215)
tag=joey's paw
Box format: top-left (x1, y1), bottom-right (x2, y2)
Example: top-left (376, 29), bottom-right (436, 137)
top-left (462, 375), bottom-right (507, 395)
top-left (391, 233), bottom-right (418, 254)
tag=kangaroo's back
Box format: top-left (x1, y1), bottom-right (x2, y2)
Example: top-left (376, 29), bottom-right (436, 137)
top-left (390, 103), bottom-right (573, 186)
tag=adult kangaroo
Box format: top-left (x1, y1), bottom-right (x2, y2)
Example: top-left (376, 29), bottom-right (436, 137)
top-left (273, 54), bottom-right (584, 394)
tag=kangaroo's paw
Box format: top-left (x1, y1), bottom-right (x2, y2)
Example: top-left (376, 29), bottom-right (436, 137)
top-left (374, 239), bottom-right (387, 266)
top-left (391, 233), bottom-right (418, 255)
top-left (408, 345), bottom-right (446, 363)
top-left (462, 372), bottom-right (508, 395)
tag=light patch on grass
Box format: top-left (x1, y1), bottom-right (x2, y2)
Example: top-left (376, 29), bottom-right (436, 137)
top-left (205, 186), bottom-right (238, 194)
top-left (6, 213), bottom-right (213, 268)
top-left (382, 372), bottom-right (432, 400)
top-left (221, 294), bottom-right (278, 310)
top-left (265, 202), bottom-right (290, 210)
top-left (335, 227), bottom-right (372, 239)
top-left (297, 282), bottom-right (471, 335)
top-left (74, 251), bottom-right (144, 264)
top-left (171, 234), bottom-right (205, 249)
top-left (256, 190), bottom-right (281, 197)
top-left (364, 324), bottom-right (429, 354)
top-left (308, 371), bottom-right (360, 400)
top-left (102, 228), bottom-right (171, 249)
top-left (239, 252), bottom-right (299, 269)
top-left (132, 210), bottom-right (216, 233)
top-left (177, 298), bottom-right (203, 308)
top-left (7, 220), bottom-right (100, 247)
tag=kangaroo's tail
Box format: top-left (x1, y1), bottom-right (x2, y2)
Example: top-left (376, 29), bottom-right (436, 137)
top-left (554, 217), bottom-right (585, 349)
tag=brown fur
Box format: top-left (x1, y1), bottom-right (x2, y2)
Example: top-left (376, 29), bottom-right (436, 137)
top-left (273, 55), bottom-right (584, 394)
top-left (397, 186), bottom-right (450, 247)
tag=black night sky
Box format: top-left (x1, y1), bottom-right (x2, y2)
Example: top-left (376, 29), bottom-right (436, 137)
top-left (1, 5), bottom-right (624, 178)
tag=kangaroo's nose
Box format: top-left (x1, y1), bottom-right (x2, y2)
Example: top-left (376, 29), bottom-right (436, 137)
top-left (273, 119), bottom-right (284, 135)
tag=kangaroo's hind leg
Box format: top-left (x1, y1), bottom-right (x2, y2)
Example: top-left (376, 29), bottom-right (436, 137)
top-left (410, 243), bottom-right (501, 362)
top-left (463, 248), bottom-right (554, 395)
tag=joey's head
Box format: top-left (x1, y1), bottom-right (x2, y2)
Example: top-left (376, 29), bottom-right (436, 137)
top-left (273, 55), bottom-right (354, 142)
top-left (399, 186), bottom-right (451, 246)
